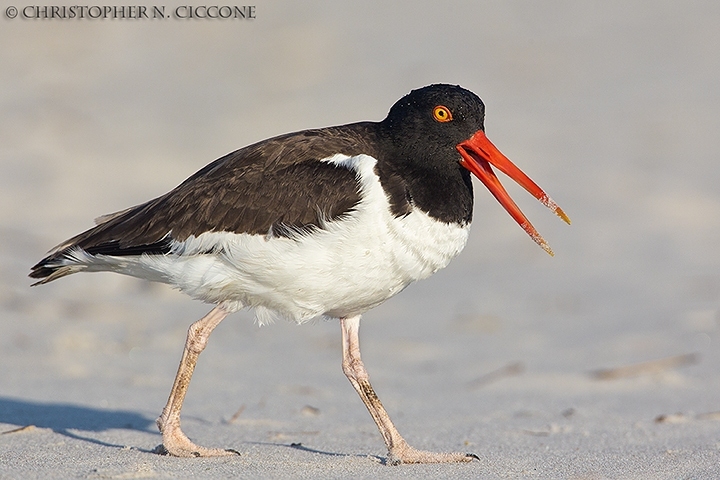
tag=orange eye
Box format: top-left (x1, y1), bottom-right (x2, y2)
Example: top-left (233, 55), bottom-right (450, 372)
top-left (432, 105), bottom-right (453, 122)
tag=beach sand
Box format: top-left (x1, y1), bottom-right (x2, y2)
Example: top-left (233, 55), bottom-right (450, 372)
top-left (1, 2), bottom-right (719, 478)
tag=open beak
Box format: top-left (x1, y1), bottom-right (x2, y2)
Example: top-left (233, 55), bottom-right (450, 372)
top-left (456, 130), bottom-right (570, 256)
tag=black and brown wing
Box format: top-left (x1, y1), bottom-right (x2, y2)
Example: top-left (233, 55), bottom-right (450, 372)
top-left (30, 123), bottom-right (382, 284)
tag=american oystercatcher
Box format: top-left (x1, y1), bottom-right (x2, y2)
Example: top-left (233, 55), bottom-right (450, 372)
top-left (30, 84), bottom-right (569, 464)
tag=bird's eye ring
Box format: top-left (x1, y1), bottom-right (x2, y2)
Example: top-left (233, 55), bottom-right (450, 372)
top-left (432, 105), bottom-right (453, 122)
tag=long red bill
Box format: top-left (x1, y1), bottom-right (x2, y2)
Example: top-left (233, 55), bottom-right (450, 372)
top-left (456, 130), bottom-right (570, 256)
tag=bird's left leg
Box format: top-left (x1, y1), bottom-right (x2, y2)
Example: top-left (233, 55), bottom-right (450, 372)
top-left (155, 303), bottom-right (239, 457)
top-left (340, 315), bottom-right (477, 465)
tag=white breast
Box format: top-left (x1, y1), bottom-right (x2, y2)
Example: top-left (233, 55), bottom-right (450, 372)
top-left (81, 154), bottom-right (470, 324)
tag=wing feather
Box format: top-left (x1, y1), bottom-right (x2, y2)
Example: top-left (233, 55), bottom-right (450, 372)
top-left (30, 123), bottom-right (382, 283)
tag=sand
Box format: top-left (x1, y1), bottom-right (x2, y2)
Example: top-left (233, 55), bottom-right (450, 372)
top-left (1, 1), bottom-right (719, 478)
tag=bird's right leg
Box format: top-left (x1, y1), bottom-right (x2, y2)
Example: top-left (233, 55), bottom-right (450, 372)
top-left (155, 304), bottom-right (238, 457)
top-left (340, 315), bottom-right (476, 465)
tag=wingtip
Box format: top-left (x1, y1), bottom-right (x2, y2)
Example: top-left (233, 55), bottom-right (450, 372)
top-left (28, 263), bottom-right (82, 285)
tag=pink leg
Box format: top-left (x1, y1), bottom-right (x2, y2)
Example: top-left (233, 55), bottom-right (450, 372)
top-left (155, 304), bottom-right (239, 457)
top-left (340, 316), bottom-right (477, 465)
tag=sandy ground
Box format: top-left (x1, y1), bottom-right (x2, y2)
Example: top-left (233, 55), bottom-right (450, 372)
top-left (2, 1), bottom-right (720, 478)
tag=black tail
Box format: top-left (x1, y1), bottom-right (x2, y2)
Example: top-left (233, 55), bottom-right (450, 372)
top-left (29, 202), bottom-right (173, 286)
top-left (29, 253), bottom-right (81, 285)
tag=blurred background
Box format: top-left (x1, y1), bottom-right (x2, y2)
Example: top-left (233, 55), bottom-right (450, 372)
top-left (1, 1), bottom-right (719, 476)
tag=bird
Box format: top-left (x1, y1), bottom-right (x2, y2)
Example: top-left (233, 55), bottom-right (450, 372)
top-left (30, 84), bottom-right (570, 464)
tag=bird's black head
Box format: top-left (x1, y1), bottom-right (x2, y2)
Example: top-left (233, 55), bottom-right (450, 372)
top-left (381, 84), bottom-right (486, 162)
top-left (380, 83), bottom-right (570, 255)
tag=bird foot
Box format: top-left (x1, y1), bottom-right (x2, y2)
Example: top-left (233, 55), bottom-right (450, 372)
top-left (386, 443), bottom-right (478, 465)
top-left (154, 426), bottom-right (239, 457)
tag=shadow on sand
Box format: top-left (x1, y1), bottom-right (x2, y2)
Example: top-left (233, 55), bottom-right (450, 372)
top-left (0, 396), bottom-right (156, 448)
top-left (0, 398), bottom-right (386, 461)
